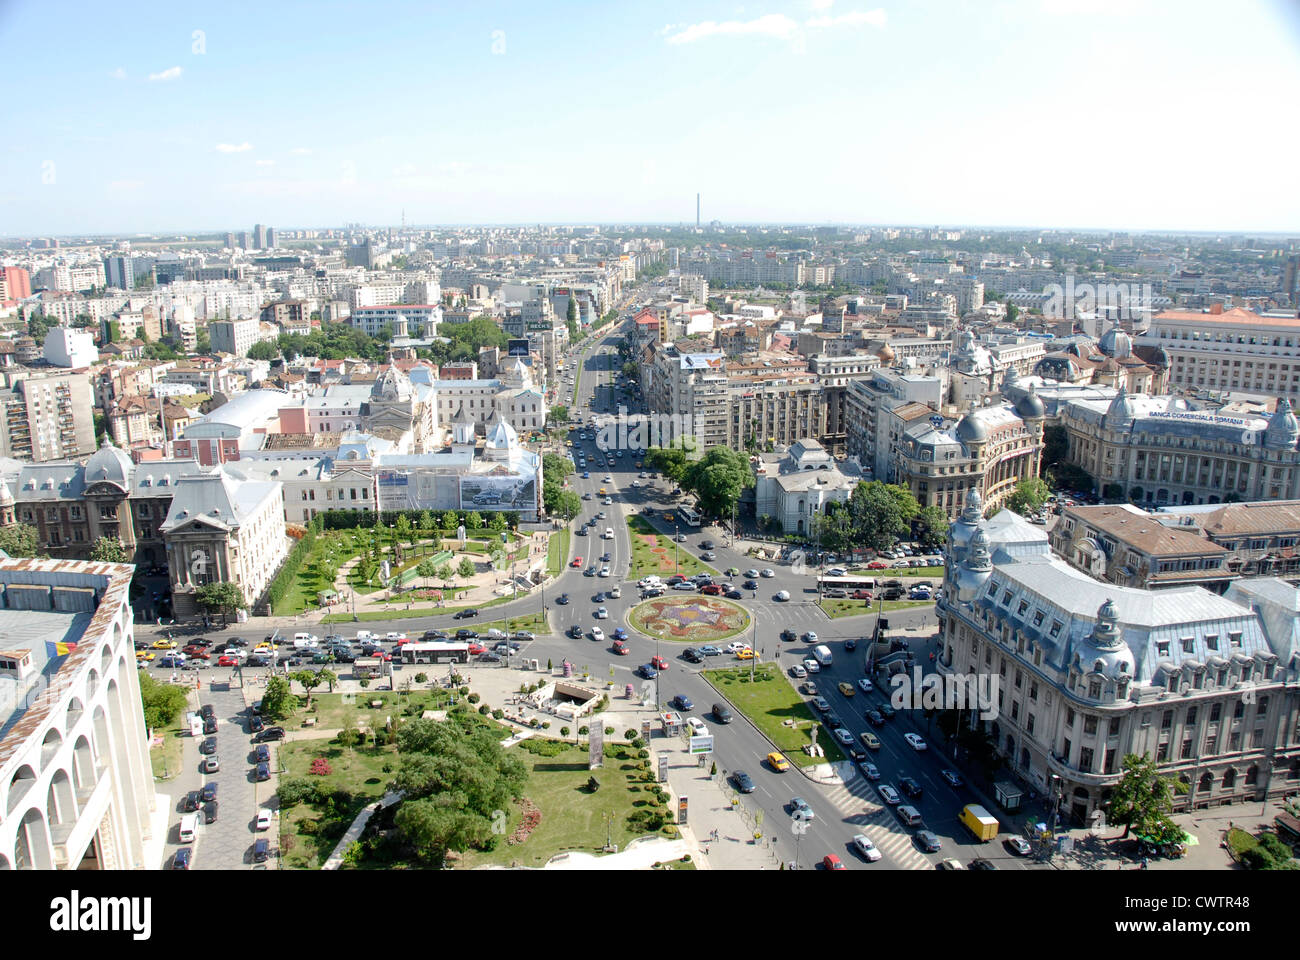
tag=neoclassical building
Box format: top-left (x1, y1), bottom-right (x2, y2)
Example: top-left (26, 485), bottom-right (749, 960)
top-left (1058, 388), bottom-right (1300, 506)
top-left (0, 558), bottom-right (162, 870)
top-left (751, 439), bottom-right (864, 534)
top-left (893, 393), bottom-right (1045, 519)
top-left (935, 491), bottom-right (1300, 824)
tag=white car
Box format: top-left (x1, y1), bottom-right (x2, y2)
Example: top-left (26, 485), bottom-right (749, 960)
top-left (877, 784), bottom-right (901, 805)
top-left (595, 607), bottom-right (609, 619)
top-left (603, 476), bottom-right (613, 483)
top-left (638, 577), bottom-right (662, 589)
top-left (256, 809), bottom-right (273, 831)
top-left (608, 587), bottom-right (622, 598)
top-left (726, 640), bottom-right (751, 653)
top-left (774, 590), bottom-right (791, 601)
top-left (760, 568), bottom-right (775, 578)
top-left (591, 627), bottom-right (605, 641)
top-left (857, 678), bottom-right (874, 693)
top-left (384, 632), bottom-right (406, 642)
top-left (803, 658), bottom-right (821, 674)
top-left (789, 664), bottom-right (807, 678)
top-left (827, 568), bottom-right (848, 578)
top-left (904, 733), bottom-right (928, 751)
top-left (686, 716), bottom-right (709, 736)
top-left (804, 631), bottom-right (818, 644)
top-left (598, 567), bottom-right (611, 578)
top-left (853, 834), bottom-right (883, 862)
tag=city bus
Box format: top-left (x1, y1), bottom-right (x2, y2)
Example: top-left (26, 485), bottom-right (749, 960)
top-left (677, 504), bottom-right (702, 527)
top-left (816, 575), bottom-right (878, 596)
top-left (399, 642), bottom-right (470, 665)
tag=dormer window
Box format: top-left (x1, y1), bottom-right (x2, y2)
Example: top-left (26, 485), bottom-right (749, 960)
top-left (1157, 640), bottom-right (1170, 658)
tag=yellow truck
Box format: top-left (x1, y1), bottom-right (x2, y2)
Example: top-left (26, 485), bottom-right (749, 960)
top-left (960, 804), bottom-right (999, 842)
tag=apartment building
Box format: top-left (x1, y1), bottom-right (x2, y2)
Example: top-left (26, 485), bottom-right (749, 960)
top-left (348, 304), bottom-right (441, 338)
top-left (0, 372), bottom-right (96, 462)
top-left (844, 368), bottom-right (945, 480)
top-left (809, 353), bottom-right (883, 456)
top-left (209, 317), bottom-right (276, 358)
top-left (1136, 306), bottom-right (1300, 400)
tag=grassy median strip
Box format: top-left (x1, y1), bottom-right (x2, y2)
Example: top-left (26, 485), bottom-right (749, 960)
top-left (546, 528), bottom-right (571, 578)
top-left (849, 566), bottom-right (945, 579)
top-left (703, 663), bottom-right (844, 767)
top-left (625, 515), bottom-right (718, 580)
top-left (819, 598), bottom-right (933, 619)
top-left (572, 355), bottom-right (584, 407)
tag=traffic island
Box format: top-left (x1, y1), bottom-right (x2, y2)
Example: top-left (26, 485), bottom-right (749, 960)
top-left (701, 663), bottom-right (844, 769)
top-left (628, 595), bottom-right (750, 644)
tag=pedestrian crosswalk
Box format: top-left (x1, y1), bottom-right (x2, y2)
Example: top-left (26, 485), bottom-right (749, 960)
top-left (817, 775), bottom-right (935, 870)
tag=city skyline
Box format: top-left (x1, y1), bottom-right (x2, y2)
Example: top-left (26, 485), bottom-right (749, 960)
top-left (2, 0), bottom-right (1299, 236)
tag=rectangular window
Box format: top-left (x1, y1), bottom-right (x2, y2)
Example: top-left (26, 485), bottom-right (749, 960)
top-left (1083, 716), bottom-right (1098, 735)
top-left (1109, 718), bottom-right (1121, 736)
top-left (1079, 747), bottom-right (1093, 770)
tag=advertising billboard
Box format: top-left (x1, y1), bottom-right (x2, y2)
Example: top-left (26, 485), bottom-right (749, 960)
top-left (458, 473), bottom-right (536, 512)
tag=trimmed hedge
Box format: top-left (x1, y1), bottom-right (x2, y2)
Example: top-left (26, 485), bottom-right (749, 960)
top-left (267, 515), bottom-right (322, 613)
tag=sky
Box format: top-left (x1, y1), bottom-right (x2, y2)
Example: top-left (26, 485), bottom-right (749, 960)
top-left (1, 0), bottom-right (1299, 236)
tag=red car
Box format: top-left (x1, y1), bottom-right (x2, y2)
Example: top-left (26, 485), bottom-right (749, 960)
top-left (851, 590), bottom-right (872, 600)
top-left (182, 646), bottom-right (210, 659)
top-left (570, 556), bottom-right (584, 568)
top-left (650, 654), bottom-right (668, 670)
top-left (217, 655), bottom-right (239, 667)
top-left (396, 637), bottom-right (413, 646)
top-left (866, 561), bottom-right (888, 570)
top-left (700, 584), bottom-right (723, 596)
top-left (613, 640), bottom-right (629, 656)
top-left (467, 642), bottom-right (486, 655)
top-left (823, 854), bottom-right (847, 870)
top-left (375, 651), bottom-right (392, 661)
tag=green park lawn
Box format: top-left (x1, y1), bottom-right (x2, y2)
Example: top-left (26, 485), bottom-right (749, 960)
top-left (703, 663), bottom-right (844, 767)
top-left (625, 516), bottom-right (718, 580)
top-left (457, 742), bottom-right (677, 869)
top-left (819, 598), bottom-right (933, 619)
top-left (849, 566), bottom-right (945, 579)
top-left (149, 707), bottom-right (189, 781)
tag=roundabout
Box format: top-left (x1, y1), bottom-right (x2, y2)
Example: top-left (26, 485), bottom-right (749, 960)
top-left (627, 595), bottom-right (751, 644)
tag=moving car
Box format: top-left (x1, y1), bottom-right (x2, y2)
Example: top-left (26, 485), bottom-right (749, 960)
top-left (789, 664), bottom-right (807, 678)
top-left (1006, 836), bottom-right (1033, 856)
top-left (857, 678), bottom-right (874, 693)
top-left (916, 831), bottom-right (943, 853)
top-left (774, 590), bottom-right (791, 602)
top-left (788, 797), bottom-right (815, 821)
top-left (731, 770), bottom-right (755, 794)
top-left (866, 709), bottom-right (884, 726)
top-left (767, 752), bottom-right (790, 772)
top-left (860, 731), bottom-right (882, 750)
top-left (670, 694), bottom-right (693, 711)
top-left (802, 658), bottom-right (820, 673)
top-left (453, 608), bottom-right (479, 619)
top-left (904, 733), bottom-right (928, 751)
top-left (877, 784), bottom-right (901, 805)
top-left (938, 858), bottom-right (965, 870)
top-left (822, 854), bottom-right (847, 870)
top-left (712, 703), bottom-right (733, 723)
top-left (858, 761), bottom-right (881, 781)
top-left (760, 568), bottom-right (775, 578)
top-left (637, 663), bottom-right (658, 679)
top-left (837, 681), bottom-right (856, 698)
top-left (590, 627), bottom-right (605, 642)
top-left (899, 777), bottom-right (923, 800)
top-left (853, 834), bottom-right (883, 861)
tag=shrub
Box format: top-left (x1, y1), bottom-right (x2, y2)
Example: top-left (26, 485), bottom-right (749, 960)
top-left (1259, 834), bottom-right (1294, 863)
top-left (309, 758), bottom-right (333, 776)
top-left (414, 673), bottom-right (428, 684)
top-left (277, 778), bottom-right (317, 807)
top-left (468, 693), bottom-right (481, 704)
top-left (478, 704), bottom-right (490, 715)
top-left (624, 729), bottom-right (639, 741)
top-left (541, 721), bottom-right (551, 729)
top-left (560, 726), bottom-right (570, 737)
top-left (1241, 847), bottom-right (1276, 870)
top-left (605, 726), bottom-right (615, 736)
top-left (299, 819), bottom-right (320, 836)
top-left (359, 678), bottom-right (370, 688)
top-left (459, 686), bottom-right (470, 697)
top-left (578, 726), bottom-right (589, 736)
top-left (517, 738), bottom-right (568, 757)
top-left (637, 748), bottom-right (649, 759)
top-left (492, 708), bottom-right (505, 720)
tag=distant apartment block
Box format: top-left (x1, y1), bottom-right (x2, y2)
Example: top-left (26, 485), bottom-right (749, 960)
top-left (0, 372), bottom-right (96, 462)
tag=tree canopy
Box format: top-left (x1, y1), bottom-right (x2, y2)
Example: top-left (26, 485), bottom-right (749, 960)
top-left (1107, 753), bottom-right (1188, 841)
top-left (681, 446), bottom-right (755, 519)
top-left (0, 524), bottom-right (43, 558)
top-left (89, 536), bottom-right (131, 563)
top-left (1006, 477), bottom-right (1051, 516)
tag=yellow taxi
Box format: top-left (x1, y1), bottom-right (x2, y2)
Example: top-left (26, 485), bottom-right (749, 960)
top-left (664, 513), bottom-right (675, 522)
top-left (838, 681), bottom-right (856, 698)
top-left (151, 639), bottom-right (177, 650)
top-left (859, 731), bottom-right (882, 750)
top-left (599, 487), bottom-right (607, 496)
top-left (135, 650), bottom-right (156, 661)
top-left (767, 751), bottom-right (790, 772)
top-left (736, 647), bottom-right (756, 660)
top-left (255, 641), bottom-right (278, 653)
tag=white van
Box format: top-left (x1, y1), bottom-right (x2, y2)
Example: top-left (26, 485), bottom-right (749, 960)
top-left (602, 528), bottom-right (614, 540)
top-left (812, 644), bottom-right (833, 667)
top-left (178, 814), bottom-right (197, 843)
top-left (897, 805), bottom-right (923, 828)
top-left (293, 633), bottom-right (319, 649)
top-left (355, 631), bottom-right (376, 643)
top-left (485, 628), bottom-right (507, 641)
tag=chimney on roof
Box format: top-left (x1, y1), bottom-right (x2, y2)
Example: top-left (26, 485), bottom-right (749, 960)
top-left (1210, 303), bottom-right (1224, 315)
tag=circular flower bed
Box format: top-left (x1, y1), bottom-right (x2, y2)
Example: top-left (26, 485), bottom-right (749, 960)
top-left (628, 596), bottom-right (751, 643)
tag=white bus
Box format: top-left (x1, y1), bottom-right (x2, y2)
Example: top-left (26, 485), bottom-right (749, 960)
top-left (678, 504), bottom-right (702, 527)
top-left (400, 642), bottom-right (471, 665)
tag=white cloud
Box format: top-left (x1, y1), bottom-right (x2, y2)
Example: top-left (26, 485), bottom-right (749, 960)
top-left (148, 66), bottom-right (182, 82)
top-left (664, 13), bottom-right (799, 44)
top-left (289, 147), bottom-right (312, 155)
top-left (806, 8), bottom-right (887, 29)
top-left (665, 7), bottom-right (885, 44)
top-left (255, 159), bottom-right (275, 167)
top-left (215, 142), bottom-right (253, 153)
top-left (109, 67), bottom-right (126, 80)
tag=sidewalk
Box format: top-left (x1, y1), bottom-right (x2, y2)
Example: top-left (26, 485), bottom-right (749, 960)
top-left (321, 790), bottom-right (402, 870)
top-left (663, 747), bottom-right (780, 870)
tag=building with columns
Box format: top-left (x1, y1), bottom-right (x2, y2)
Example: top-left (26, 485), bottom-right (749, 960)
top-left (936, 491), bottom-right (1300, 824)
top-left (0, 557), bottom-right (164, 870)
top-left (160, 468), bottom-right (289, 617)
top-left (1057, 389), bottom-right (1300, 506)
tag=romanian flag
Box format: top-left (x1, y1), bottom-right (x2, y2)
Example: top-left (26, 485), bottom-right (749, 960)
top-left (46, 640), bottom-right (78, 658)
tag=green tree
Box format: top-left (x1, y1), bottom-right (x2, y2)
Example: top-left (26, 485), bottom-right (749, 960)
top-left (844, 481), bottom-right (919, 553)
top-left (89, 536), bottom-right (131, 563)
top-left (260, 674), bottom-right (298, 721)
top-left (464, 510), bottom-right (484, 531)
top-left (681, 446), bottom-right (755, 519)
top-left (915, 506), bottom-right (950, 549)
top-left (0, 524), bottom-right (42, 558)
top-left (440, 510), bottom-right (460, 533)
top-left (1006, 477), bottom-right (1051, 516)
top-left (291, 669), bottom-right (325, 709)
top-left (247, 340), bottom-right (279, 361)
top-left (1006, 303), bottom-right (1020, 325)
top-left (137, 671), bottom-right (191, 729)
top-left (1107, 753), bottom-right (1188, 840)
top-left (457, 557), bottom-right (476, 580)
top-left (193, 581), bottom-right (247, 619)
top-left (417, 560), bottom-right (436, 590)
top-left (551, 490), bottom-right (582, 520)
top-left (395, 514), bottom-right (412, 543)
top-left (419, 510), bottom-right (435, 538)
top-left (436, 562), bottom-right (453, 588)
top-left (489, 512), bottom-right (507, 533)
top-left (317, 668), bottom-right (338, 693)
top-left (645, 446), bottom-right (692, 484)
top-left (548, 405), bottom-right (569, 425)
top-left (566, 296), bottom-right (578, 326)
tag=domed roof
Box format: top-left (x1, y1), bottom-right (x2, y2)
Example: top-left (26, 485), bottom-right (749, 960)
top-left (1265, 397), bottom-right (1299, 450)
top-left (956, 411), bottom-right (988, 444)
top-left (372, 362), bottom-right (413, 402)
top-left (1076, 598), bottom-right (1135, 683)
top-left (954, 526), bottom-right (993, 602)
top-left (961, 487), bottom-right (983, 522)
top-left (1099, 327), bottom-right (1132, 359)
top-left (1014, 384), bottom-right (1045, 419)
top-left (485, 417), bottom-right (518, 449)
top-left (1104, 385), bottom-right (1134, 428)
top-left (85, 436), bottom-right (134, 490)
top-left (1149, 345), bottom-right (1170, 369)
